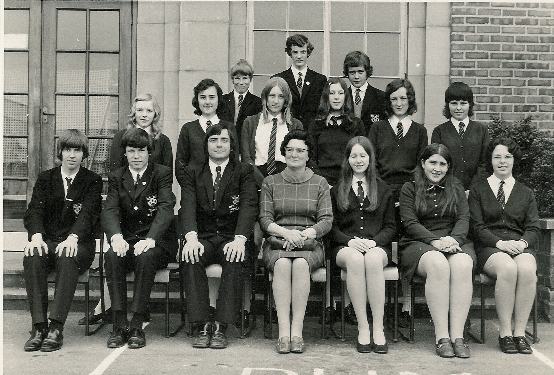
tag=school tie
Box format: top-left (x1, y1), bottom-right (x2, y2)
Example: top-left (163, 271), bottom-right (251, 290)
top-left (355, 89), bottom-right (361, 105)
top-left (297, 72), bottom-right (303, 91)
top-left (213, 166), bottom-right (222, 203)
top-left (329, 116), bottom-right (339, 127)
top-left (267, 118), bottom-right (278, 175)
top-left (396, 122), bottom-right (404, 141)
top-left (357, 181), bottom-right (365, 204)
top-left (206, 120), bottom-right (213, 129)
top-left (496, 180), bottom-right (505, 209)
top-left (458, 122), bottom-right (466, 138)
top-left (65, 177), bottom-right (73, 197)
top-left (238, 94), bottom-right (244, 107)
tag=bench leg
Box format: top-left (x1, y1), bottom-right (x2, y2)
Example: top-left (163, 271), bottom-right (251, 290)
top-left (85, 282), bottom-right (90, 336)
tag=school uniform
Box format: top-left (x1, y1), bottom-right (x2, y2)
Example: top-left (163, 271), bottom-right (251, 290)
top-left (272, 66), bottom-right (327, 126)
top-left (109, 129), bottom-right (173, 173)
top-left (220, 91), bottom-right (263, 149)
top-left (23, 166), bottom-right (103, 326)
top-left (102, 163), bottom-right (177, 317)
top-left (179, 159), bottom-right (258, 324)
top-left (468, 177), bottom-right (540, 271)
top-left (431, 119), bottom-right (490, 190)
top-left (349, 82), bottom-right (387, 135)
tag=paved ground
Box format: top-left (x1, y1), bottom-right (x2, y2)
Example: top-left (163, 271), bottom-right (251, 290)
top-left (3, 310), bottom-right (554, 375)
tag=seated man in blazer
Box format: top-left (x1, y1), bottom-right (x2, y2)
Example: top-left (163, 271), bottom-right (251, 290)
top-left (180, 123), bottom-right (258, 349)
top-left (272, 34), bottom-right (327, 126)
top-left (220, 59), bottom-right (262, 149)
top-left (343, 51), bottom-right (386, 135)
top-left (23, 129), bottom-right (102, 352)
top-left (102, 128), bottom-right (177, 349)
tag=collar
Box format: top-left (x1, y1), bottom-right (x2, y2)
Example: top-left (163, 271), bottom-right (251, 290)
top-left (233, 90), bottom-right (247, 103)
top-left (451, 117), bottom-right (469, 129)
top-left (128, 164), bottom-right (148, 181)
top-left (352, 175), bottom-right (367, 186)
top-left (209, 158), bottom-right (229, 175)
top-left (389, 115), bottom-right (412, 128)
top-left (352, 81), bottom-right (368, 93)
top-left (291, 65), bottom-right (308, 79)
top-left (61, 168), bottom-right (79, 181)
top-left (426, 183), bottom-right (445, 192)
top-left (199, 115), bottom-right (220, 128)
top-left (265, 113), bottom-right (285, 124)
top-left (489, 174), bottom-right (515, 187)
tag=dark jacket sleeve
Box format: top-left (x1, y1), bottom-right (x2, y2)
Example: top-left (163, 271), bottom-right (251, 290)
top-left (399, 182), bottom-right (441, 244)
top-left (234, 164), bottom-right (259, 238)
top-left (240, 115), bottom-right (265, 186)
top-left (109, 130), bottom-right (126, 172)
top-left (102, 172), bottom-right (123, 242)
top-left (145, 167), bottom-right (176, 242)
top-left (521, 188), bottom-right (540, 248)
top-left (70, 172), bottom-right (103, 240)
top-left (175, 124), bottom-right (189, 187)
top-left (471, 124), bottom-right (490, 188)
top-left (468, 184), bottom-right (501, 247)
top-left (159, 134), bottom-right (174, 172)
top-left (449, 183), bottom-right (470, 245)
top-left (180, 166), bottom-right (197, 235)
top-left (24, 172), bottom-right (49, 240)
top-left (417, 123), bottom-right (429, 158)
top-left (330, 187), bottom-right (354, 246)
top-left (373, 186), bottom-right (397, 246)
top-left (430, 126), bottom-right (441, 145)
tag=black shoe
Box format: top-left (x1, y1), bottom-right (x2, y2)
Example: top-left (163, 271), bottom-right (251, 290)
top-left (373, 341), bottom-right (389, 354)
top-left (24, 329), bottom-right (47, 352)
top-left (78, 308), bottom-right (112, 325)
top-left (40, 328), bottom-right (64, 352)
top-left (452, 338), bottom-right (470, 358)
top-left (398, 311), bottom-right (411, 328)
top-left (192, 322), bottom-right (212, 348)
top-left (513, 336), bottom-right (533, 354)
top-left (356, 341), bottom-right (372, 353)
top-left (344, 304), bottom-right (358, 325)
top-left (128, 328), bottom-right (146, 349)
top-left (499, 336), bottom-right (518, 354)
top-left (107, 326), bottom-right (129, 348)
top-left (319, 306), bottom-right (335, 325)
top-left (435, 338), bottom-right (455, 358)
top-left (235, 310), bottom-right (251, 335)
top-left (210, 327), bottom-right (228, 349)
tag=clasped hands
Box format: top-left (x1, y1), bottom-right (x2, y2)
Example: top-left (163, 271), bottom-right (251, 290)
top-left (111, 234), bottom-right (155, 257)
top-left (280, 228), bottom-right (316, 251)
top-left (347, 237), bottom-right (377, 254)
top-left (431, 236), bottom-right (462, 253)
top-left (496, 239), bottom-right (526, 255)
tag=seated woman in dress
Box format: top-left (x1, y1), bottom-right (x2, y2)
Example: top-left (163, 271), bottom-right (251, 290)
top-left (260, 130), bottom-right (333, 354)
top-left (399, 143), bottom-right (475, 358)
top-left (468, 137), bottom-right (539, 355)
top-left (330, 136), bottom-right (396, 353)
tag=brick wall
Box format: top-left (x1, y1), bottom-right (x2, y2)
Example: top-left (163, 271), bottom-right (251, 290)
top-left (450, 2), bottom-right (554, 135)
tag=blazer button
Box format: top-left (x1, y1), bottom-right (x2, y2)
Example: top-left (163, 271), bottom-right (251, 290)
top-left (360, 226), bottom-right (364, 230)
top-left (360, 216), bottom-right (364, 220)
top-left (434, 213), bottom-right (438, 216)
top-left (134, 206), bottom-right (139, 211)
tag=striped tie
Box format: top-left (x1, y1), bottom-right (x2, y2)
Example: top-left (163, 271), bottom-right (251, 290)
top-left (396, 123), bottom-right (404, 141)
top-left (206, 120), bottom-right (212, 129)
top-left (267, 118), bottom-right (278, 175)
top-left (238, 94), bottom-right (244, 107)
top-left (297, 72), bottom-right (303, 90)
top-left (496, 180), bottom-right (505, 209)
top-left (213, 166), bottom-right (222, 204)
top-left (357, 181), bottom-right (364, 205)
top-left (355, 89), bottom-right (361, 105)
top-left (459, 122), bottom-right (466, 138)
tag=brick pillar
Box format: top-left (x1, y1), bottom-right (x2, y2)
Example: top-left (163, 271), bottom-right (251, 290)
top-left (538, 219), bottom-right (554, 321)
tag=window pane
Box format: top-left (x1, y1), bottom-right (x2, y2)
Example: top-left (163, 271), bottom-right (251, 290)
top-left (3, 138), bottom-right (28, 177)
top-left (367, 34), bottom-right (399, 77)
top-left (366, 3), bottom-right (401, 32)
top-left (4, 95), bottom-right (28, 136)
top-left (56, 96), bottom-right (85, 133)
top-left (89, 97), bottom-right (119, 136)
top-left (330, 33), bottom-right (365, 76)
top-left (57, 53), bottom-right (86, 93)
top-left (298, 32), bottom-right (323, 73)
top-left (3, 180), bottom-right (28, 219)
top-left (368, 77), bottom-right (391, 92)
top-left (5, 9), bottom-right (29, 49)
top-left (4, 52), bottom-right (28, 93)
top-left (289, 2), bottom-right (323, 30)
top-left (58, 10), bottom-right (86, 50)
top-left (90, 11), bottom-right (120, 51)
top-left (253, 31), bottom-right (287, 75)
top-left (331, 2), bottom-right (365, 31)
top-left (86, 138), bottom-right (112, 178)
top-left (252, 76), bottom-right (269, 97)
top-left (89, 54), bottom-right (119, 94)
top-left (254, 2), bottom-right (287, 29)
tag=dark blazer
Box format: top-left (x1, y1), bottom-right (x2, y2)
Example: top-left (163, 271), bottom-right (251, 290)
top-left (350, 84), bottom-right (387, 135)
top-left (109, 129), bottom-right (173, 173)
top-left (272, 67), bottom-right (327, 126)
top-left (431, 120), bottom-right (490, 190)
top-left (175, 119), bottom-right (238, 187)
top-left (102, 163), bottom-right (177, 257)
top-left (24, 166), bottom-right (102, 243)
top-left (220, 91), bottom-right (263, 149)
top-left (241, 112), bottom-right (304, 186)
top-left (180, 160), bottom-right (258, 239)
top-left (468, 179), bottom-right (540, 249)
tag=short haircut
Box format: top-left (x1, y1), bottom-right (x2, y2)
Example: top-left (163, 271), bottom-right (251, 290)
top-left (121, 127), bottom-right (152, 152)
top-left (230, 59), bottom-right (254, 78)
top-left (285, 34), bottom-right (314, 57)
top-left (442, 82), bottom-right (475, 118)
top-left (486, 136), bottom-right (522, 173)
top-left (203, 123), bottom-right (238, 164)
top-left (384, 79), bottom-right (418, 117)
top-left (260, 77), bottom-right (293, 124)
top-left (280, 129), bottom-right (313, 160)
top-left (57, 129), bottom-right (89, 160)
top-left (343, 51), bottom-right (373, 77)
top-left (192, 78), bottom-right (224, 116)
top-left (127, 93), bottom-right (163, 139)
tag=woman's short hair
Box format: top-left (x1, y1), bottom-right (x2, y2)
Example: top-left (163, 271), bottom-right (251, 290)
top-left (280, 129), bottom-right (313, 160)
top-left (285, 34), bottom-right (314, 57)
top-left (127, 93), bottom-right (162, 139)
top-left (192, 78), bottom-right (224, 116)
top-left (442, 82), bottom-right (475, 118)
top-left (57, 129), bottom-right (89, 160)
top-left (203, 123), bottom-right (238, 164)
top-left (260, 77), bottom-right (293, 124)
top-left (384, 79), bottom-right (417, 117)
top-left (230, 59), bottom-right (254, 78)
top-left (486, 136), bottom-right (522, 173)
top-left (316, 77), bottom-right (354, 120)
top-left (121, 127), bottom-right (152, 152)
top-left (342, 51), bottom-right (373, 77)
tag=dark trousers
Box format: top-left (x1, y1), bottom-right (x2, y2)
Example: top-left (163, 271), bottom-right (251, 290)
top-left (181, 234), bottom-right (244, 325)
top-left (105, 244), bottom-right (170, 315)
top-left (23, 240), bottom-right (95, 325)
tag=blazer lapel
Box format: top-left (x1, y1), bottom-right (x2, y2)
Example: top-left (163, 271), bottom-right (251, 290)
top-left (55, 168), bottom-right (72, 218)
top-left (286, 68), bottom-right (301, 100)
top-left (214, 162), bottom-right (234, 209)
top-left (134, 164), bottom-right (153, 199)
top-left (227, 94), bottom-right (236, 120)
top-left (121, 168), bottom-right (136, 200)
top-left (300, 69), bottom-right (314, 103)
top-left (200, 165), bottom-right (215, 209)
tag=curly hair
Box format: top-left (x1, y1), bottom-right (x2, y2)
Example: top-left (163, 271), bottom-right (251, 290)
top-left (285, 34), bottom-right (314, 57)
top-left (486, 136), bottom-right (522, 175)
top-left (343, 51), bottom-right (373, 78)
top-left (384, 79), bottom-right (417, 118)
top-left (192, 79), bottom-right (224, 116)
top-left (280, 129), bottom-right (313, 161)
top-left (127, 93), bottom-right (162, 139)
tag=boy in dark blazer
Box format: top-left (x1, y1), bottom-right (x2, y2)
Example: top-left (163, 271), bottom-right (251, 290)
top-left (102, 128), bottom-right (177, 349)
top-left (23, 129), bottom-right (102, 352)
top-left (180, 123), bottom-right (258, 349)
top-left (343, 51), bottom-right (386, 135)
top-left (220, 59), bottom-right (263, 149)
top-left (272, 34), bottom-right (327, 126)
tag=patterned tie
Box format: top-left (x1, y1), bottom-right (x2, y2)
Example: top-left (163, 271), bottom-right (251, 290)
top-left (497, 180), bottom-right (505, 209)
top-left (297, 72), bottom-right (303, 91)
top-left (329, 116), bottom-right (339, 127)
top-left (355, 88), bottom-right (361, 105)
top-left (357, 181), bottom-right (364, 204)
top-left (206, 120), bottom-right (213, 129)
top-left (238, 94), bottom-right (244, 107)
top-left (213, 166), bottom-right (222, 203)
top-left (65, 177), bottom-right (73, 189)
top-left (459, 122), bottom-right (466, 138)
top-left (396, 122), bottom-right (404, 141)
top-left (267, 118), bottom-right (278, 175)
top-left (134, 173), bottom-right (141, 187)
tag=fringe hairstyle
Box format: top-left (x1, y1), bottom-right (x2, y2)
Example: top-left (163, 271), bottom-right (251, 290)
top-left (384, 79), bottom-right (418, 118)
top-left (260, 77), bottom-right (293, 124)
top-left (127, 93), bottom-right (162, 139)
top-left (315, 77), bottom-right (355, 122)
top-left (57, 129), bottom-right (89, 160)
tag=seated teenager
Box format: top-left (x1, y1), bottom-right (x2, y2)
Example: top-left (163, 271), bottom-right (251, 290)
top-left (399, 143), bottom-right (475, 358)
top-left (468, 137), bottom-right (540, 355)
top-left (180, 123), bottom-right (258, 350)
top-left (102, 128), bottom-right (177, 349)
top-left (330, 136), bottom-right (396, 353)
top-left (23, 129), bottom-right (102, 352)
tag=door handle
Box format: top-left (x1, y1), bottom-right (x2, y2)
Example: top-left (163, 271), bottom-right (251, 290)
top-left (42, 106), bottom-right (55, 124)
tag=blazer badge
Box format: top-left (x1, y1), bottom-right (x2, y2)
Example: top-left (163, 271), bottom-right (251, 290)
top-left (146, 194), bottom-right (158, 217)
top-left (229, 195), bottom-right (240, 212)
top-left (73, 203), bottom-right (82, 216)
top-left (371, 114), bottom-right (380, 123)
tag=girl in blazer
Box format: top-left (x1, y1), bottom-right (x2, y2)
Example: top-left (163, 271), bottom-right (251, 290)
top-left (399, 143), bottom-right (475, 358)
top-left (330, 136), bottom-right (396, 353)
top-left (468, 137), bottom-right (540, 354)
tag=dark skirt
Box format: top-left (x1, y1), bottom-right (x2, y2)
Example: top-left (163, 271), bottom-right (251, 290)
top-left (262, 239), bottom-right (325, 273)
top-left (476, 246), bottom-right (536, 273)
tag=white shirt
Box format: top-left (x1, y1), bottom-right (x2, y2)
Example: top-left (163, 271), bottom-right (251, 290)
top-left (451, 117), bottom-right (470, 133)
top-left (388, 115), bottom-right (413, 136)
top-left (128, 164), bottom-right (148, 185)
top-left (487, 174), bottom-right (516, 203)
top-left (61, 169), bottom-right (79, 198)
top-left (352, 176), bottom-right (368, 199)
top-left (291, 65), bottom-right (308, 88)
top-left (209, 158), bottom-right (229, 185)
top-left (254, 114), bottom-right (288, 166)
top-left (352, 81), bottom-right (368, 102)
top-left (199, 115), bottom-right (220, 133)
